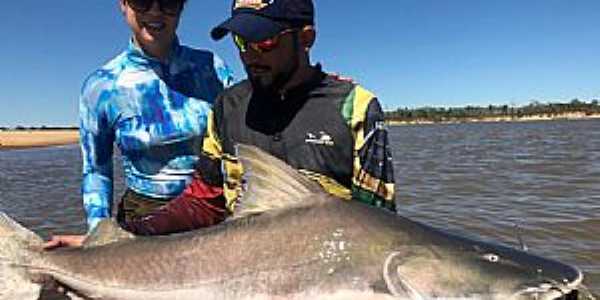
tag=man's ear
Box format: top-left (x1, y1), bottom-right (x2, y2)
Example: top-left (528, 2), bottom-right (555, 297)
top-left (299, 26), bottom-right (316, 51)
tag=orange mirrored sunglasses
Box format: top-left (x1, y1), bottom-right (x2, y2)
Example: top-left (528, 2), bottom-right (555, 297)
top-left (233, 28), bottom-right (297, 53)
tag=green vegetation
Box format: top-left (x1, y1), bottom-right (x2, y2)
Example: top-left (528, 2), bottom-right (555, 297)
top-left (3, 99), bottom-right (599, 128)
top-left (385, 99), bottom-right (600, 123)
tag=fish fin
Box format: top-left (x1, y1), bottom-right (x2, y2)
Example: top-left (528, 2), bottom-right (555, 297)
top-left (0, 212), bottom-right (43, 248)
top-left (82, 219), bottom-right (135, 248)
top-left (0, 212), bottom-right (43, 300)
top-left (383, 251), bottom-right (426, 300)
top-left (65, 291), bottom-right (88, 300)
top-left (233, 144), bottom-right (326, 217)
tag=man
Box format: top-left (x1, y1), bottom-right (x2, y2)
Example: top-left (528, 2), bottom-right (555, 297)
top-left (49, 0), bottom-right (396, 237)
top-left (202, 0), bottom-right (397, 214)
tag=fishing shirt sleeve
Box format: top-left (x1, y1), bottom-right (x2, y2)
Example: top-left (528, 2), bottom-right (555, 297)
top-left (213, 54), bottom-right (235, 89)
top-left (79, 75), bottom-right (117, 231)
top-left (119, 171), bottom-right (227, 236)
top-left (347, 86), bottom-right (396, 211)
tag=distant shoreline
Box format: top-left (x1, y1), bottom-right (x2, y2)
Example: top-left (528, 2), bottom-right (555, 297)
top-left (1, 113), bottom-right (599, 150)
top-left (0, 129), bottom-right (79, 150)
top-left (386, 112), bottom-right (600, 126)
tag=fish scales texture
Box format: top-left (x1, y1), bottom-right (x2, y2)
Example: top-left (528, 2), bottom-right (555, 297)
top-left (31, 201), bottom-right (397, 298)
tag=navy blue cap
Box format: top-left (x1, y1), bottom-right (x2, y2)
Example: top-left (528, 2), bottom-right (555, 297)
top-left (211, 0), bottom-right (314, 42)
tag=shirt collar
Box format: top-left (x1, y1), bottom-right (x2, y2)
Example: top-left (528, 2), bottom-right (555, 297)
top-left (251, 64), bottom-right (326, 104)
top-left (279, 64), bottom-right (326, 100)
top-left (126, 37), bottom-right (182, 66)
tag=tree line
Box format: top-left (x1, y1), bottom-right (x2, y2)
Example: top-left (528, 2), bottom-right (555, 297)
top-left (3, 99), bottom-right (599, 129)
top-left (385, 99), bottom-right (600, 123)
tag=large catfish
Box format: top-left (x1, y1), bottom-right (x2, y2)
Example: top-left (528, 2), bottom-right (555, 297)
top-left (0, 145), bottom-right (593, 299)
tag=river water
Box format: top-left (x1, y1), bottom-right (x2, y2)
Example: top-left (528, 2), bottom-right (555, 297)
top-left (0, 119), bottom-right (598, 297)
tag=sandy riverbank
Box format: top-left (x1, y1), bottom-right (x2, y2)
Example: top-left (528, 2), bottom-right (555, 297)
top-left (2, 112), bottom-right (599, 149)
top-left (0, 130), bottom-right (79, 150)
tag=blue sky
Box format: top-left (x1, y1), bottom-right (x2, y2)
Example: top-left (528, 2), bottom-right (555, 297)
top-left (1, 0), bottom-right (599, 126)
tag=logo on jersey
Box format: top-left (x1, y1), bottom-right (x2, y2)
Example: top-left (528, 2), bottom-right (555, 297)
top-left (305, 131), bottom-right (334, 146)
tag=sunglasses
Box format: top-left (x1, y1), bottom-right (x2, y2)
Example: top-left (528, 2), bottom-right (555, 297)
top-left (126, 0), bottom-right (184, 16)
top-left (233, 28), bottom-right (296, 53)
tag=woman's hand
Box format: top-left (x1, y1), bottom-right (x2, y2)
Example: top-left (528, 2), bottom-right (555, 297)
top-left (43, 235), bottom-right (86, 250)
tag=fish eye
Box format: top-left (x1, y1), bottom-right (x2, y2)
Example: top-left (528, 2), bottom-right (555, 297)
top-left (483, 253), bottom-right (500, 263)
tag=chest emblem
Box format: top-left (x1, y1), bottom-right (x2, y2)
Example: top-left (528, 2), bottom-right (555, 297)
top-left (305, 131), bottom-right (335, 146)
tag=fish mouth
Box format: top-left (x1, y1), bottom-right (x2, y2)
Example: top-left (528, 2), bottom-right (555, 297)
top-left (382, 250), bottom-right (591, 300)
top-left (512, 269), bottom-right (588, 300)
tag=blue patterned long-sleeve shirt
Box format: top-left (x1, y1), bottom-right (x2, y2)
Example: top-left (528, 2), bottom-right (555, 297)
top-left (79, 38), bottom-right (233, 231)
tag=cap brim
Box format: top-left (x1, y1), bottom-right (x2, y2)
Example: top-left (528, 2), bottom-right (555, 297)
top-left (210, 13), bottom-right (287, 42)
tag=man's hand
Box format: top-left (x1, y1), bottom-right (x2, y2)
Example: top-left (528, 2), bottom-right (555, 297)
top-left (43, 235), bottom-right (86, 250)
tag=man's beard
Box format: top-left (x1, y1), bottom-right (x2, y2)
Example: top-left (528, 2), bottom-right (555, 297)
top-left (248, 60), bottom-right (299, 95)
top-left (247, 46), bottom-right (300, 95)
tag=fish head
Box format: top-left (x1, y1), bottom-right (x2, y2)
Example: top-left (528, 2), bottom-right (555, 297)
top-left (382, 238), bottom-right (586, 300)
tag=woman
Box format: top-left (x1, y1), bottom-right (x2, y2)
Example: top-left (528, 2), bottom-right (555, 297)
top-left (45, 0), bottom-right (233, 248)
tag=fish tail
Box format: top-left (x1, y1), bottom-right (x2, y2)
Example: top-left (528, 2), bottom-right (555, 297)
top-left (0, 212), bottom-right (44, 300)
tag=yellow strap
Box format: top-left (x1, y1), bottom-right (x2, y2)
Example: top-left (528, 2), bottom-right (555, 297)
top-left (202, 110), bottom-right (222, 160)
top-left (222, 155), bottom-right (244, 213)
top-left (351, 86), bottom-right (376, 151)
top-left (201, 110), bottom-right (243, 212)
top-left (298, 170), bottom-right (352, 200)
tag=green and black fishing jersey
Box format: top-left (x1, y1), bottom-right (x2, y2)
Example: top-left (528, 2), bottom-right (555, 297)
top-left (202, 67), bottom-right (396, 213)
